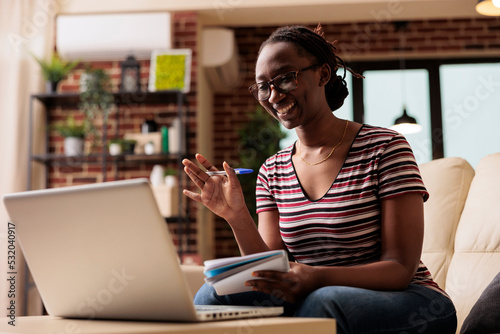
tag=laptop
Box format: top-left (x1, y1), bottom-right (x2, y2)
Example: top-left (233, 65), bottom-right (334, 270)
top-left (2, 179), bottom-right (283, 322)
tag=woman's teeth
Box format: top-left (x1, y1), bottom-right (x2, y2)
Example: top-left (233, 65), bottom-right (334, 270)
top-left (277, 102), bottom-right (295, 114)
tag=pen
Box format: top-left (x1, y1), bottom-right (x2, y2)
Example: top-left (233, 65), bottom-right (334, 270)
top-left (206, 168), bottom-right (254, 176)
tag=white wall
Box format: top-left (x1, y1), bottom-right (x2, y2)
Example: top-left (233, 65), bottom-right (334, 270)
top-left (58, 0), bottom-right (482, 26)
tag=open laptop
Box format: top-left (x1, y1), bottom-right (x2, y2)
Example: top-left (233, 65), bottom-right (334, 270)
top-left (3, 179), bottom-right (283, 322)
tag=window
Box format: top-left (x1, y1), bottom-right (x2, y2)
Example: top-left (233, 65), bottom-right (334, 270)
top-left (363, 69), bottom-right (432, 164)
top-left (440, 63), bottom-right (500, 167)
top-left (351, 58), bottom-right (500, 165)
top-left (277, 58), bottom-right (500, 167)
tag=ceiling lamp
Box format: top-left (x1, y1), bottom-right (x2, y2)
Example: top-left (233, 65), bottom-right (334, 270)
top-left (476, 0), bottom-right (500, 16)
top-left (390, 21), bottom-right (423, 136)
top-left (391, 107), bottom-right (423, 135)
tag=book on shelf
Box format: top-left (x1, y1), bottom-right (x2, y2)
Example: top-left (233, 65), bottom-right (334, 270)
top-left (203, 249), bottom-right (290, 295)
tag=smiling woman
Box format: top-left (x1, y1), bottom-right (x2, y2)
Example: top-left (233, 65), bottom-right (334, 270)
top-left (182, 24), bottom-right (457, 334)
top-left (279, 74), bottom-right (353, 150)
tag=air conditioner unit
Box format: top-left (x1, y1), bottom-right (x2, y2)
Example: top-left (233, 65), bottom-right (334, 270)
top-left (56, 13), bottom-right (172, 61)
top-left (202, 28), bottom-right (241, 93)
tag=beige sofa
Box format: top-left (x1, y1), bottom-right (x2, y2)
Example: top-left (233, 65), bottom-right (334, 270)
top-left (182, 153), bottom-right (500, 333)
top-left (420, 153), bottom-right (500, 332)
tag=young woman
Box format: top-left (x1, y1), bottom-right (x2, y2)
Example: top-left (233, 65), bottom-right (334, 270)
top-left (182, 25), bottom-right (457, 334)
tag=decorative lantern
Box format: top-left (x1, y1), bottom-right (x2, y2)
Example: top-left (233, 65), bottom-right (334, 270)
top-left (120, 55), bottom-right (141, 92)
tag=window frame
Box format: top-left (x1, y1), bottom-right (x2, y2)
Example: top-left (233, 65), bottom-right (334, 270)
top-left (350, 57), bottom-right (500, 160)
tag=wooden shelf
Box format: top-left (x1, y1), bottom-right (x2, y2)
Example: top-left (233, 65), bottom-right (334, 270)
top-left (29, 90), bottom-right (189, 174)
top-left (31, 152), bottom-right (181, 165)
top-left (32, 90), bottom-right (186, 108)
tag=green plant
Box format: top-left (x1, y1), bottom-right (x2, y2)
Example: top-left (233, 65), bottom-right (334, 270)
top-left (107, 138), bottom-right (137, 154)
top-left (122, 139), bottom-right (137, 145)
top-left (122, 139), bottom-right (137, 154)
top-left (108, 138), bottom-right (122, 145)
top-left (237, 105), bottom-right (286, 222)
top-left (53, 115), bottom-right (86, 138)
top-left (79, 67), bottom-right (115, 150)
top-left (163, 167), bottom-right (178, 177)
top-left (32, 52), bottom-right (79, 83)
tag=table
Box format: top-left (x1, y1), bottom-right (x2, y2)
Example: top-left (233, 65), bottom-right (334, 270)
top-left (0, 316), bottom-right (336, 334)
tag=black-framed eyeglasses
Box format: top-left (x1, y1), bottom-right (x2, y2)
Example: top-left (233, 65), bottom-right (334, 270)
top-left (248, 64), bottom-right (321, 101)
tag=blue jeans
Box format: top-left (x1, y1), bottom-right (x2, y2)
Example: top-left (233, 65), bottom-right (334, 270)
top-left (194, 283), bottom-right (457, 334)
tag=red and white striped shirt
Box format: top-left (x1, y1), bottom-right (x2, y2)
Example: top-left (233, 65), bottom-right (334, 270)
top-left (256, 125), bottom-right (443, 294)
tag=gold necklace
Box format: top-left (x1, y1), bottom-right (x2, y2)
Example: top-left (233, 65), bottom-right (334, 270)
top-left (298, 120), bottom-right (349, 166)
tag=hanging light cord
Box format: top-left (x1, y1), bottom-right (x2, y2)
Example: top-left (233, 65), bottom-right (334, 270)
top-left (399, 26), bottom-right (408, 110)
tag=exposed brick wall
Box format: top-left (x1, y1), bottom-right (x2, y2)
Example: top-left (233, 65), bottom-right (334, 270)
top-left (46, 11), bottom-right (199, 254)
top-left (45, 14), bottom-right (500, 259)
top-left (211, 17), bottom-right (500, 258)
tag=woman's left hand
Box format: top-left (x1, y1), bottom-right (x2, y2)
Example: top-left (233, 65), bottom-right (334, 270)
top-left (245, 262), bottom-right (319, 303)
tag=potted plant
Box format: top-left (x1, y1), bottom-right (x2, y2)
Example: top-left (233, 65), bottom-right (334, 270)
top-left (163, 167), bottom-right (178, 186)
top-left (237, 105), bottom-right (286, 222)
top-left (122, 139), bottom-right (137, 155)
top-left (107, 138), bottom-right (137, 156)
top-left (32, 52), bottom-right (79, 93)
top-left (53, 114), bottom-right (86, 156)
top-left (108, 138), bottom-right (123, 156)
top-left (150, 166), bottom-right (179, 217)
top-left (79, 67), bottom-right (114, 152)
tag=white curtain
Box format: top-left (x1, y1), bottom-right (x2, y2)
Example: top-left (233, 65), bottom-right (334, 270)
top-left (1, 0), bottom-right (55, 316)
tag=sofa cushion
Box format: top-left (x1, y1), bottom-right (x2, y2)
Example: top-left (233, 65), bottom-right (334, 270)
top-left (460, 272), bottom-right (500, 334)
top-left (181, 265), bottom-right (205, 296)
top-left (419, 157), bottom-right (474, 290)
top-left (446, 153), bottom-right (500, 331)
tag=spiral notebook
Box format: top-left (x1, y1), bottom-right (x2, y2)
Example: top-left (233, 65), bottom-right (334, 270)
top-left (204, 250), bottom-right (290, 295)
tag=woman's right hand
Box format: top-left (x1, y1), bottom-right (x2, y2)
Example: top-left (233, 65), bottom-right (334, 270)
top-left (182, 154), bottom-right (248, 224)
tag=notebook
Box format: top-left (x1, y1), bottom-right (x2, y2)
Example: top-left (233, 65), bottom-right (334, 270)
top-left (204, 250), bottom-right (290, 295)
top-left (2, 179), bottom-right (283, 322)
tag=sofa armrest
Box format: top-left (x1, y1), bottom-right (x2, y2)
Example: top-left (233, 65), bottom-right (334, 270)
top-left (181, 265), bottom-right (205, 296)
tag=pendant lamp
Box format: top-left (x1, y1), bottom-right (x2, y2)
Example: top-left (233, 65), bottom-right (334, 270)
top-left (390, 21), bottom-right (423, 135)
top-left (476, 0), bottom-right (500, 16)
top-left (391, 107), bottom-right (423, 135)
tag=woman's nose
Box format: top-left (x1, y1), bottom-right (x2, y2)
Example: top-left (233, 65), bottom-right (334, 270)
top-left (267, 85), bottom-right (285, 104)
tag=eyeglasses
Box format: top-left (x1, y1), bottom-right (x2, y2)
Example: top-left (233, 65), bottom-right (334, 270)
top-left (248, 64), bottom-right (320, 101)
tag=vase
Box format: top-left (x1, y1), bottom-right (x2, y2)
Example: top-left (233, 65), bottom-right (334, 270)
top-left (108, 143), bottom-right (122, 156)
top-left (122, 141), bottom-right (136, 155)
top-left (150, 165), bottom-right (165, 187)
top-left (46, 80), bottom-right (60, 93)
top-left (64, 137), bottom-right (84, 156)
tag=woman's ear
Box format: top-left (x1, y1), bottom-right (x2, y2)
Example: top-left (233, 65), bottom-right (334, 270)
top-left (318, 63), bottom-right (331, 87)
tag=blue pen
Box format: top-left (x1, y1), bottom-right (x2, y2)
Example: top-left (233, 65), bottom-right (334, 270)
top-left (206, 168), bottom-right (253, 176)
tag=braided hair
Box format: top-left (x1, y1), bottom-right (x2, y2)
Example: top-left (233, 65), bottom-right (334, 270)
top-left (259, 24), bottom-right (363, 112)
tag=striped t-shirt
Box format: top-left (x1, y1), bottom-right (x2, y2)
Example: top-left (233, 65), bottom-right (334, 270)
top-left (256, 125), bottom-right (443, 294)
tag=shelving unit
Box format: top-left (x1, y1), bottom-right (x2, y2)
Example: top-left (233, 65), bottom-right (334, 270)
top-left (27, 90), bottom-right (191, 254)
top-left (28, 91), bottom-right (187, 183)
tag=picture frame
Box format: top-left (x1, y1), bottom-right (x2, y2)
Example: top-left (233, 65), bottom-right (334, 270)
top-left (148, 49), bottom-right (192, 93)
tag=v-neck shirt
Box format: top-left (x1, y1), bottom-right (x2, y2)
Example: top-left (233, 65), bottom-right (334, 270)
top-left (256, 125), bottom-right (443, 294)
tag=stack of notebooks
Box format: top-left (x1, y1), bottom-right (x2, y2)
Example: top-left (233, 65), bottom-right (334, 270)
top-left (203, 250), bottom-right (290, 295)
